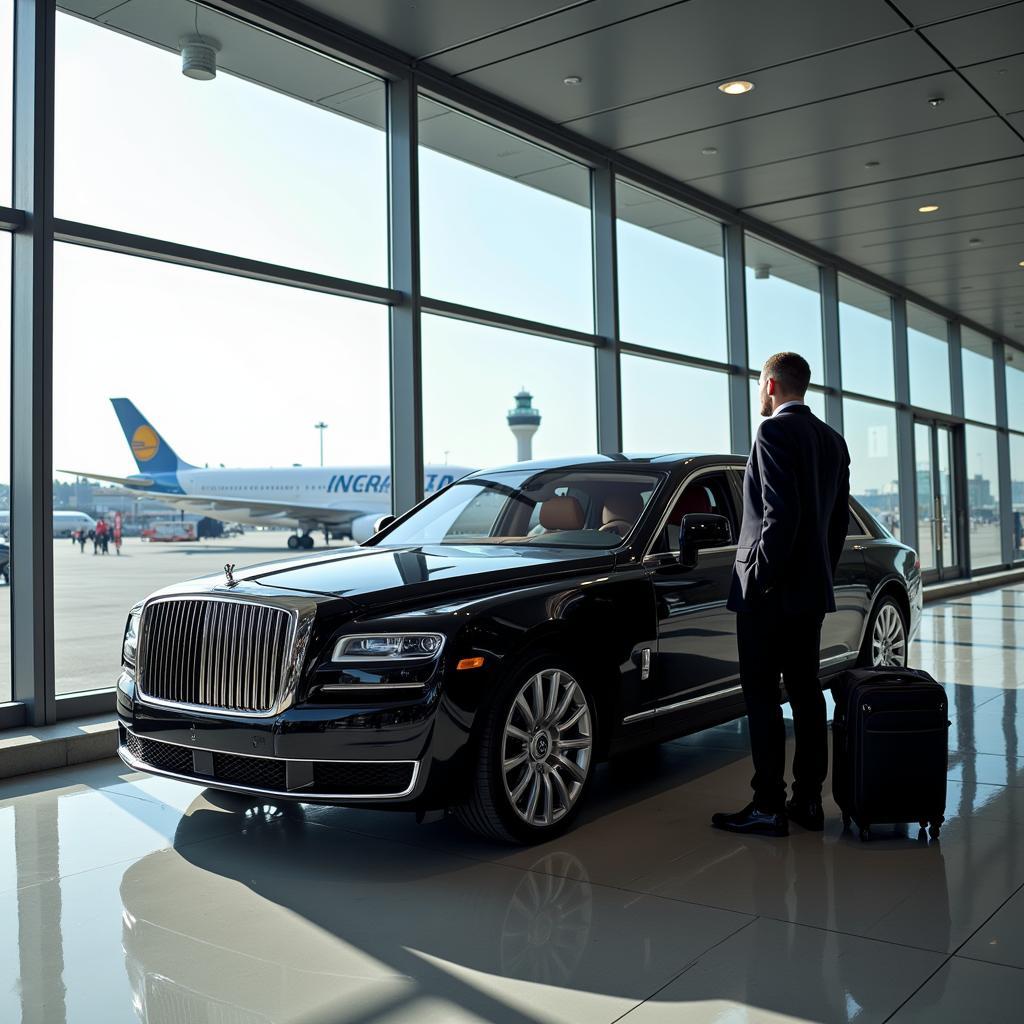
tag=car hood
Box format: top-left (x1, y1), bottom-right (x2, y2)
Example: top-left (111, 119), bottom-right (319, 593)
top-left (245, 543), bottom-right (615, 608)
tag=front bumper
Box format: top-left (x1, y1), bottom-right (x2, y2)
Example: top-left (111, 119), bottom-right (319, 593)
top-left (116, 670), bottom-right (445, 806)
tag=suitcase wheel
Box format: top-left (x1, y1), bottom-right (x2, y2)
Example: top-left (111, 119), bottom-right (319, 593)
top-left (859, 826), bottom-right (871, 842)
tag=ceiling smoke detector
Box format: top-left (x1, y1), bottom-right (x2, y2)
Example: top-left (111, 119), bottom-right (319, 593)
top-left (754, 264), bottom-right (771, 280)
top-left (563, 75), bottom-right (582, 86)
top-left (180, 34), bottom-right (221, 81)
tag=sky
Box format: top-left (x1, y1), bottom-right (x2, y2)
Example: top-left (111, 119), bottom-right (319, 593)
top-left (0, 5), bottom-right (1010, 499)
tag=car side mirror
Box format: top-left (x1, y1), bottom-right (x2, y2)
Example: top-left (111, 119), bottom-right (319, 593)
top-left (679, 513), bottom-right (732, 568)
top-left (373, 514), bottom-right (396, 535)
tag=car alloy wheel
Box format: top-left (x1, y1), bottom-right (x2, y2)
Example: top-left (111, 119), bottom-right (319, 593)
top-left (500, 668), bottom-right (593, 828)
top-left (871, 602), bottom-right (907, 667)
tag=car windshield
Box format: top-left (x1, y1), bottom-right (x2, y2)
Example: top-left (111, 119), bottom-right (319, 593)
top-left (374, 468), bottom-right (665, 549)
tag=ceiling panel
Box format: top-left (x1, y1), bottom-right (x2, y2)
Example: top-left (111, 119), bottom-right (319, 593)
top-left (620, 73), bottom-right (987, 180)
top-left (299, 0), bottom-right (575, 59)
top-left (456, 0), bottom-right (906, 124)
top-left (921, 2), bottom-right (1024, 65)
top-left (769, 180), bottom-right (1024, 242)
top-left (891, 0), bottom-right (1017, 24)
top-left (564, 33), bottom-right (946, 150)
top-left (656, 119), bottom-right (1024, 209)
top-left (831, 219), bottom-right (1024, 264)
top-left (428, 0), bottom-right (675, 76)
top-left (961, 52), bottom-right (1024, 113)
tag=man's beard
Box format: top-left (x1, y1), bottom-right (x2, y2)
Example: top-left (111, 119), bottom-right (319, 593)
top-left (760, 395), bottom-right (772, 418)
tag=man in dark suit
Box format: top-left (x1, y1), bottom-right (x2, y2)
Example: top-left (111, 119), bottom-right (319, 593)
top-left (712, 352), bottom-right (850, 837)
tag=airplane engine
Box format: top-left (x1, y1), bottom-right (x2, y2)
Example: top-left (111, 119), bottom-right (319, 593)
top-left (348, 513), bottom-right (382, 544)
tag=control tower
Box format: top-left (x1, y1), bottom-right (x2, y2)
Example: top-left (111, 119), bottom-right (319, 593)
top-left (507, 388), bottom-right (541, 462)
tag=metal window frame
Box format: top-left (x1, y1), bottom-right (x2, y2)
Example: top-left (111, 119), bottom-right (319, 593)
top-left (3, 0), bottom-right (1024, 730)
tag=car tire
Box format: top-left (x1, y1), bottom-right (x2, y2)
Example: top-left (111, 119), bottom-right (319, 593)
top-left (455, 656), bottom-right (597, 844)
top-left (858, 595), bottom-right (908, 669)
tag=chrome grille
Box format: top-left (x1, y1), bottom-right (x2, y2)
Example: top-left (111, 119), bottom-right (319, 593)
top-left (139, 599), bottom-right (292, 713)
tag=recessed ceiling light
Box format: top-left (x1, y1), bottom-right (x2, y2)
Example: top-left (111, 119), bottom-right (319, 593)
top-left (918, 204), bottom-right (940, 213)
top-left (718, 80), bottom-right (754, 95)
top-left (928, 96), bottom-right (945, 108)
top-left (968, 238), bottom-right (983, 246)
top-left (864, 160), bottom-right (880, 168)
top-left (563, 75), bottom-right (582, 85)
top-left (701, 146), bottom-right (718, 156)
top-left (1019, 260), bottom-right (1024, 267)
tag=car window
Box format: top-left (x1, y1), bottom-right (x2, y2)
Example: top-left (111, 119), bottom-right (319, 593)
top-left (847, 507), bottom-right (869, 537)
top-left (654, 472), bottom-right (736, 553)
top-left (375, 468), bottom-right (665, 549)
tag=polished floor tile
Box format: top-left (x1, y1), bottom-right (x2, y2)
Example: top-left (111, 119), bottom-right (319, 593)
top-left (888, 956), bottom-right (1024, 1022)
top-left (0, 583), bottom-right (1022, 1022)
top-left (618, 917), bottom-right (944, 1024)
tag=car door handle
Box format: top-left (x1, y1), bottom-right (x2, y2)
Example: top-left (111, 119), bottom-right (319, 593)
top-left (852, 544), bottom-right (866, 551)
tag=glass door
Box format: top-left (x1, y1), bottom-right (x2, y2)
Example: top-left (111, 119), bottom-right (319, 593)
top-left (915, 419), bottom-right (962, 580)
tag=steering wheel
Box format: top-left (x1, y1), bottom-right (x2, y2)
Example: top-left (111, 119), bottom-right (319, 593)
top-left (599, 520), bottom-right (631, 536)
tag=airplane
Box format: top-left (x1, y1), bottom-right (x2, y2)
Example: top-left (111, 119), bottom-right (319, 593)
top-left (60, 399), bottom-right (474, 548)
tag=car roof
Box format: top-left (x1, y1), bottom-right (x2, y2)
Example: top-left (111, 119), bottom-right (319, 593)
top-left (464, 453), bottom-right (746, 476)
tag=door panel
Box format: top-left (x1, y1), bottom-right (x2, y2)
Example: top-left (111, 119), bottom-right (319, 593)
top-left (648, 472), bottom-right (740, 708)
top-left (915, 419), bottom-right (964, 580)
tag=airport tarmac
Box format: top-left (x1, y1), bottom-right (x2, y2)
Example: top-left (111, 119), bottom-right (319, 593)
top-left (0, 531), bottom-right (350, 699)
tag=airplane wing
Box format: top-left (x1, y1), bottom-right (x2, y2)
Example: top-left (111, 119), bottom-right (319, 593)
top-left (95, 486), bottom-right (363, 530)
top-left (58, 469), bottom-right (155, 488)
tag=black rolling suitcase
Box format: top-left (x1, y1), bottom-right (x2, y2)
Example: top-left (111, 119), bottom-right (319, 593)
top-left (831, 667), bottom-right (948, 842)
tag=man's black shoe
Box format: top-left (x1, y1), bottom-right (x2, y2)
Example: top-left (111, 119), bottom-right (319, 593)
top-left (710, 803), bottom-right (788, 837)
top-left (785, 798), bottom-right (825, 831)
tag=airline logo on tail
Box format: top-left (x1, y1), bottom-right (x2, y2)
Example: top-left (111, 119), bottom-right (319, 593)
top-left (131, 425), bottom-right (160, 462)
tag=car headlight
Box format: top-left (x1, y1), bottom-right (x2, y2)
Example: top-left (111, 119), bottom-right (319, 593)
top-left (122, 605), bottom-right (143, 668)
top-left (332, 633), bottom-right (445, 662)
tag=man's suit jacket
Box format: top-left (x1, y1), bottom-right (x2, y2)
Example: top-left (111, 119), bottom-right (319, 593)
top-left (727, 403), bottom-right (850, 618)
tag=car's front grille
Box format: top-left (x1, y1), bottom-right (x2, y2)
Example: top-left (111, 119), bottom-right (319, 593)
top-left (139, 598), bottom-right (292, 713)
top-left (121, 730), bottom-right (416, 798)
top-left (145, 975), bottom-right (272, 1024)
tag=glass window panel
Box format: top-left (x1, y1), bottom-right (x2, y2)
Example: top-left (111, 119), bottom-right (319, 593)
top-left (915, 423), bottom-right (935, 573)
top-left (907, 304), bottom-right (950, 414)
top-left (748, 379), bottom-right (825, 445)
top-left (1006, 349), bottom-right (1024, 433)
top-left (1, 0), bottom-right (11, 206)
top-left (418, 98), bottom-right (593, 331)
top-left (965, 425), bottom-right (1001, 570)
top-left (55, 11), bottom-right (387, 283)
top-left (52, 244), bottom-right (391, 695)
top-left (838, 276), bottom-right (894, 400)
top-left (615, 181), bottom-right (726, 361)
top-left (421, 314), bottom-right (596, 470)
top-left (961, 328), bottom-right (996, 423)
top-left (842, 399), bottom-right (900, 538)
top-left (745, 236), bottom-right (823, 383)
top-left (621, 356), bottom-right (730, 454)
top-left (1011, 433), bottom-right (1024, 563)
top-left (0, 235), bottom-right (9, 702)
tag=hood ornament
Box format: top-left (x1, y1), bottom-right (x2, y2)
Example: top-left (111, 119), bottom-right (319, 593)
top-left (224, 563), bottom-right (236, 587)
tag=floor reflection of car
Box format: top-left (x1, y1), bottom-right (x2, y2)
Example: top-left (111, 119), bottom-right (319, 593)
top-left (120, 801), bottom-right (596, 1023)
top-left (117, 455), bottom-right (922, 843)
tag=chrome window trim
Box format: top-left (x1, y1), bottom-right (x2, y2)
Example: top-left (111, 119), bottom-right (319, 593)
top-left (643, 462), bottom-right (743, 560)
top-left (119, 729), bottom-right (420, 801)
top-left (135, 592), bottom-right (318, 720)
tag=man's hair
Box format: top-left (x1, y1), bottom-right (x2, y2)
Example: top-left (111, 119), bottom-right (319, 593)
top-left (763, 351), bottom-right (811, 396)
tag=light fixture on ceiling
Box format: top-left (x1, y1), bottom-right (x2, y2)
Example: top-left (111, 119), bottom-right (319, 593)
top-left (1018, 260), bottom-right (1024, 267)
top-left (918, 204), bottom-right (940, 213)
top-left (754, 264), bottom-right (771, 280)
top-left (968, 238), bottom-right (983, 247)
top-left (864, 160), bottom-right (880, 168)
top-left (701, 146), bottom-right (718, 156)
top-left (718, 80), bottom-right (754, 95)
top-left (928, 96), bottom-right (945, 108)
top-left (180, 34), bottom-right (220, 80)
top-left (563, 75), bottom-right (582, 86)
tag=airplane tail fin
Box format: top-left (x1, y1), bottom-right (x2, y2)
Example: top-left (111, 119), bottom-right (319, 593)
top-left (110, 398), bottom-right (196, 475)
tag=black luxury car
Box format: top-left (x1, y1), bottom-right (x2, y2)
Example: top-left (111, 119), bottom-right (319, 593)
top-left (117, 454), bottom-right (922, 842)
